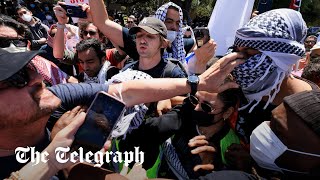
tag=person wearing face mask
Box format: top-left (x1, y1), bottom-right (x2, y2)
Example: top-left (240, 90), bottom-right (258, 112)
top-left (227, 8), bottom-right (319, 148)
top-left (107, 75), bottom-right (241, 179)
top-left (44, 12), bottom-right (56, 27)
top-left (16, 5), bottom-right (49, 50)
top-left (222, 8), bottom-right (320, 173)
top-left (88, 0), bottom-right (216, 73)
top-left (249, 90), bottom-right (320, 179)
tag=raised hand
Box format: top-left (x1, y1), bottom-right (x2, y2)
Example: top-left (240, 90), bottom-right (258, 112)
top-left (188, 135), bottom-right (216, 172)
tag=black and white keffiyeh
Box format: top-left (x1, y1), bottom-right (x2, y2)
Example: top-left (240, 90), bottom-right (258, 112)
top-left (83, 61), bottom-right (111, 84)
top-left (107, 69), bottom-right (152, 138)
top-left (154, 2), bottom-right (186, 63)
top-left (231, 8), bottom-right (307, 112)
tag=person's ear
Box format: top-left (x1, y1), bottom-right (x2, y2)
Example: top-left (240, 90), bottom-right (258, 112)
top-left (101, 56), bottom-right (106, 64)
top-left (223, 107), bottom-right (234, 120)
top-left (161, 38), bottom-right (170, 49)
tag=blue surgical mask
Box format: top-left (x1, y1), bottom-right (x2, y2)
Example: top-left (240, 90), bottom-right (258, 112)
top-left (167, 30), bottom-right (177, 43)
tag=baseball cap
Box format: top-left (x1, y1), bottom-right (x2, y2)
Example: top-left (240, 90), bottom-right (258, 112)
top-left (0, 48), bottom-right (40, 81)
top-left (283, 90), bottom-right (320, 137)
top-left (129, 17), bottom-right (167, 38)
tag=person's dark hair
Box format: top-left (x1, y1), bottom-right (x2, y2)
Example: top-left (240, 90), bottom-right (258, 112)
top-left (78, 21), bottom-right (106, 43)
top-left (168, 5), bottom-right (179, 12)
top-left (301, 62), bottom-right (320, 86)
top-left (305, 35), bottom-right (317, 42)
top-left (0, 14), bottom-right (28, 39)
top-left (75, 38), bottom-right (106, 63)
top-left (15, 5), bottom-right (29, 14)
top-left (218, 88), bottom-right (241, 111)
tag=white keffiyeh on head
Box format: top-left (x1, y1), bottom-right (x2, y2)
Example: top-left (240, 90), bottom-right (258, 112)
top-left (154, 2), bottom-right (186, 63)
top-left (231, 8), bottom-right (307, 112)
top-left (107, 69), bottom-right (152, 138)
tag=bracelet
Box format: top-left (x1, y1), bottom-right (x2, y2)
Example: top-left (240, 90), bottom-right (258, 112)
top-left (56, 23), bottom-right (66, 29)
top-left (5, 171), bottom-right (22, 180)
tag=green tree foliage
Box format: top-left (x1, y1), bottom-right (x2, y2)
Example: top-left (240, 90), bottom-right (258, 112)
top-left (111, 0), bottom-right (319, 26)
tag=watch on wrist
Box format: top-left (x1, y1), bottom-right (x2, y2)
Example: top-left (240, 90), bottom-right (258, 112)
top-left (187, 74), bottom-right (199, 95)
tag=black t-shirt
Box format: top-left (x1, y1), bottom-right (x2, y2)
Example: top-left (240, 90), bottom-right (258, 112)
top-left (122, 58), bottom-right (186, 78)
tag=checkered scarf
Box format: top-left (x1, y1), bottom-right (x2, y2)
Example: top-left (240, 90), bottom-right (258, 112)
top-left (231, 9), bottom-right (307, 112)
top-left (107, 69), bottom-right (152, 138)
top-left (154, 2), bottom-right (185, 63)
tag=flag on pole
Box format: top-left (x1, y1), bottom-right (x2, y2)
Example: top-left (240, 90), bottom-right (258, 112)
top-left (289, 0), bottom-right (302, 11)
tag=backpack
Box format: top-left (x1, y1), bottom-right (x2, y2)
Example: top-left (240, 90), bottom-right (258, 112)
top-left (162, 58), bottom-right (188, 78)
top-left (121, 58), bottom-right (187, 78)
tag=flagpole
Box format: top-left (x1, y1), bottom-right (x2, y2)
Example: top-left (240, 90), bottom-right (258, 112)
top-left (298, 0), bottom-right (302, 12)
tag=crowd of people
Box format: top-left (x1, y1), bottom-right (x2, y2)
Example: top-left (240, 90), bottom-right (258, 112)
top-left (0, 0), bottom-right (320, 179)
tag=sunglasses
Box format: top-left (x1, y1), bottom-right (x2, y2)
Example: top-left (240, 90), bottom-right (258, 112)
top-left (127, 21), bottom-right (134, 23)
top-left (0, 38), bottom-right (28, 48)
top-left (188, 94), bottom-right (222, 113)
top-left (81, 30), bottom-right (97, 36)
top-left (0, 62), bottom-right (37, 89)
top-left (305, 40), bottom-right (316, 44)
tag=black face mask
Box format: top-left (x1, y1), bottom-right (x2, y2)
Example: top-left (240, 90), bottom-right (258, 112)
top-left (191, 110), bottom-right (224, 127)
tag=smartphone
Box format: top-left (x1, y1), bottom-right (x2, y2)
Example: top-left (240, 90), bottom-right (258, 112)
top-left (60, 4), bottom-right (87, 18)
top-left (257, 0), bottom-right (273, 14)
top-left (73, 91), bottom-right (126, 152)
top-left (194, 27), bottom-right (210, 47)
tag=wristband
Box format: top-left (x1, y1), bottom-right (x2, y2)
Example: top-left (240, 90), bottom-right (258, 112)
top-left (56, 23), bottom-right (66, 29)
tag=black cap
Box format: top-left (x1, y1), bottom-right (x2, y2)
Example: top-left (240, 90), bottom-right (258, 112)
top-left (129, 17), bottom-right (167, 38)
top-left (0, 48), bottom-right (40, 81)
top-left (283, 90), bottom-right (320, 137)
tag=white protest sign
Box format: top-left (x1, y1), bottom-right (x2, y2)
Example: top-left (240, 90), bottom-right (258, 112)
top-left (64, 0), bottom-right (88, 24)
top-left (208, 0), bottom-right (254, 56)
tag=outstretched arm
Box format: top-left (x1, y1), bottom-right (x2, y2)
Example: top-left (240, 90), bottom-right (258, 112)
top-left (88, 0), bottom-right (125, 47)
top-left (109, 53), bottom-right (245, 107)
top-left (53, 4), bottom-right (69, 59)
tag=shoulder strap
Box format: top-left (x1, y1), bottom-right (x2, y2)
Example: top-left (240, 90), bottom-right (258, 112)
top-left (105, 66), bottom-right (120, 80)
top-left (121, 60), bottom-right (138, 72)
top-left (76, 72), bottom-right (84, 82)
top-left (165, 58), bottom-right (188, 77)
top-left (161, 59), bottom-right (177, 78)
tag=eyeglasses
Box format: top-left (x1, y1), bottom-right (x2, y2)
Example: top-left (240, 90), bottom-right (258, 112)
top-left (0, 62), bottom-right (36, 89)
top-left (305, 40), bottom-right (316, 44)
top-left (127, 21), bottom-right (133, 23)
top-left (0, 38), bottom-right (28, 48)
top-left (81, 30), bottom-right (97, 36)
top-left (188, 94), bottom-right (223, 113)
